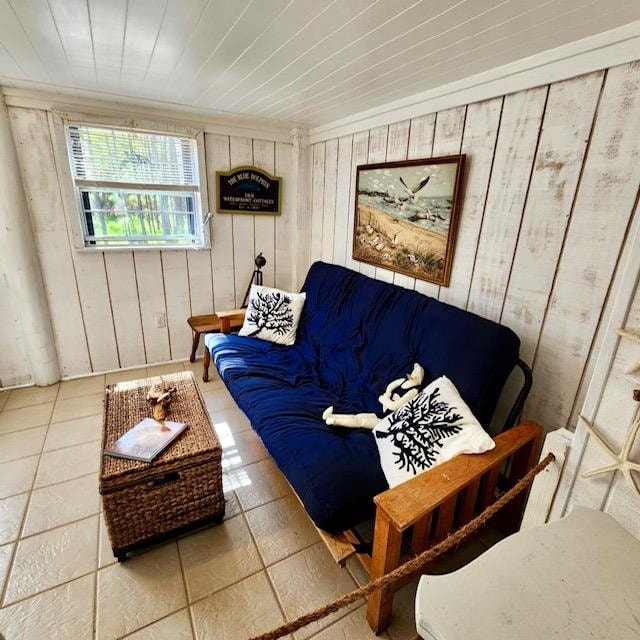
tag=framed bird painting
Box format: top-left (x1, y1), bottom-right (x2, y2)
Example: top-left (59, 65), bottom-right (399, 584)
top-left (352, 155), bottom-right (465, 286)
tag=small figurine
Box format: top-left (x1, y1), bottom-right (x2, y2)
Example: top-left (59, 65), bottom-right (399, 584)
top-left (147, 385), bottom-right (177, 421)
top-left (323, 363), bottom-right (425, 430)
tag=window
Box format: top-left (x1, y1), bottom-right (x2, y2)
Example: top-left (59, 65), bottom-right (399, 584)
top-left (66, 124), bottom-right (204, 248)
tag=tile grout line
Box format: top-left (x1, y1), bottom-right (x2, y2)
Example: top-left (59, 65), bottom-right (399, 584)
top-left (2, 467), bottom-right (100, 502)
top-left (1, 565), bottom-right (98, 611)
top-left (0, 383), bottom-right (61, 607)
top-left (175, 537), bottom-right (198, 640)
top-left (18, 507), bottom-right (101, 545)
top-left (92, 510), bottom-right (100, 640)
top-left (113, 605), bottom-right (194, 640)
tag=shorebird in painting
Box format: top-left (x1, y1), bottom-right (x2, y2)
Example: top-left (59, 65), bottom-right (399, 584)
top-left (408, 210), bottom-right (445, 223)
top-left (383, 194), bottom-right (408, 210)
top-left (399, 175), bottom-right (430, 202)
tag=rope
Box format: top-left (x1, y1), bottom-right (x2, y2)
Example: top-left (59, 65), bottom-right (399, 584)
top-left (250, 452), bottom-right (555, 640)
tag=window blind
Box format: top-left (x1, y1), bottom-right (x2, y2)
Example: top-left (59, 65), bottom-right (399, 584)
top-left (67, 125), bottom-right (199, 191)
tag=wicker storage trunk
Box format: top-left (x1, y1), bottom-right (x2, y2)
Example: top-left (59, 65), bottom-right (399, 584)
top-left (99, 371), bottom-right (224, 561)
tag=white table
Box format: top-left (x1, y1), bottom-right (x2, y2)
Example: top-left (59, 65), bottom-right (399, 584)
top-left (416, 507), bottom-right (640, 639)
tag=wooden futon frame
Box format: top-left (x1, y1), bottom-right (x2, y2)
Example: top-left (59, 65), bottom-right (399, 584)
top-left (207, 309), bottom-right (542, 634)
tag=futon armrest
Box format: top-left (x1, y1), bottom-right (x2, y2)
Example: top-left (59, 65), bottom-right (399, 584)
top-left (373, 421), bottom-right (543, 532)
top-left (216, 308), bottom-right (246, 333)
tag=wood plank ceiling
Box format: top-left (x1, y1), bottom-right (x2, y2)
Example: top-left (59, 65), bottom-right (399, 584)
top-left (0, 0), bottom-right (638, 126)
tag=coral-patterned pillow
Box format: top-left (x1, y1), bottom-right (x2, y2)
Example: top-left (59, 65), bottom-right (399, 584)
top-left (238, 285), bottom-right (306, 346)
top-left (373, 376), bottom-right (494, 488)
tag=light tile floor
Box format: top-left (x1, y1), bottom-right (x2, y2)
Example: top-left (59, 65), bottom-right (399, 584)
top-left (0, 360), bottom-right (496, 639)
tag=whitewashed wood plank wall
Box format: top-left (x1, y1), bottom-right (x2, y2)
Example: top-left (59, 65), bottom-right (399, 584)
top-left (309, 60), bottom-right (640, 432)
top-left (4, 107), bottom-right (294, 381)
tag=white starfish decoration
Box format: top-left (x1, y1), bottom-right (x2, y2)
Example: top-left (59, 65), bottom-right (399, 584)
top-left (579, 414), bottom-right (640, 497)
top-left (617, 327), bottom-right (640, 374)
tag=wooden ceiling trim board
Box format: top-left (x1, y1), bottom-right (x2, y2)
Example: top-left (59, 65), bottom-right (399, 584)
top-left (298, 0), bottom-right (605, 124)
top-left (9, 0), bottom-right (75, 87)
top-left (252, 0), bottom-right (472, 113)
top-left (353, 0), bottom-right (640, 119)
top-left (308, 19), bottom-right (640, 142)
top-left (258, 0), bottom-right (512, 119)
top-left (0, 1), bottom-right (49, 82)
top-left (119, 0), bottom-right (170, 87)
top-left (88, 0), bottom-right (127, 89)
top-left (161, 0), bottom-right (250, 98)
top-left (181, 0), bottom-right (292, 104)
top-left (215, 0), bottom-right (375, 110)
top-left (194, 0), bottom-right (336, 108)
top-left (0, 41), bottom-right (23, 80)
top-left (47, 0), bottom-right (96, 87)
top-left (280, 0), bottom-right (548, 120)
top-left (237, 0), bottom-right (424, 114)
top-left (142, 0), bottom-right (210, 87)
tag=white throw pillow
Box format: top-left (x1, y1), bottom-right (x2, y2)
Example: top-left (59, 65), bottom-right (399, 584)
top-left (373, 376), bottom-right (495, 488)
top-left (239, 284), bottom-right (306, 346)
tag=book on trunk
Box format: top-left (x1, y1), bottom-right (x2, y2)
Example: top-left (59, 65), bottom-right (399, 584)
top-left (104, 418), bottom-right (187, 462)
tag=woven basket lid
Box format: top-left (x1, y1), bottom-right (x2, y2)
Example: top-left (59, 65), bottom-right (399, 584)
top-left (100, 371), bottom-right (221, 491)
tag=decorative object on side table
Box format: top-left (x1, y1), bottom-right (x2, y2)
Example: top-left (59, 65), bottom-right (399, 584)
top-left (241, 251), bottom-right (267, 308)
top-left (147, 383), bottom-right (177, 420)
top-left (99, 371), bottom-right (224, 561)
top-left (353, 155), bottom-right (465, 286)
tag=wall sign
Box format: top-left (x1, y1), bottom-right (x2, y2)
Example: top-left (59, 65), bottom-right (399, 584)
top-left (216, 165), bottom-right (282, 215)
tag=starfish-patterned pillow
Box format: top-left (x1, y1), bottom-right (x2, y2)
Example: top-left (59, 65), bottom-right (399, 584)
top-left (373, 376), bottom-right (495, 488)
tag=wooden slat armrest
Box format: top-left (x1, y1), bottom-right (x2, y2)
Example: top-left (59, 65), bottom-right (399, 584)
top-left (215, 308), bottom-right (246, 319)
top-left (374, 421), bottom-right (543, 532)
top-left (215, 308), bottom-right (246, 333)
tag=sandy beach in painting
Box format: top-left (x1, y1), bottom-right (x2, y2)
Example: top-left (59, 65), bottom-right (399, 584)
top-left (354, 202), bottom-right (447, 280)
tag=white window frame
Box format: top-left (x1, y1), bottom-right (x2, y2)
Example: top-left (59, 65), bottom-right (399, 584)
top-left (64, 122), bottom-right (209, 250)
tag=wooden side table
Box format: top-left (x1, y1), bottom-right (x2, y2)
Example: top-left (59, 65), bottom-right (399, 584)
top-left (187, 313), bottom-right (244, 362)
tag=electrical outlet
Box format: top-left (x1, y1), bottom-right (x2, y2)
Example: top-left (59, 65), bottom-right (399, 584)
top-left (154, 312), bottom-right (166, 328)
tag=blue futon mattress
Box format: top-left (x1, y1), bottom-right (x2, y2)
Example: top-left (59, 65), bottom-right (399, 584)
top-left (206, 262), bottom-right (520, 533)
